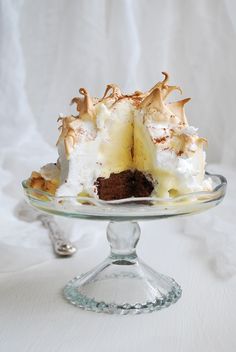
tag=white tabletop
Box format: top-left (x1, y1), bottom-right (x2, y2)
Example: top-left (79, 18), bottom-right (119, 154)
top-left (0, 165), bottom-right (236, 352)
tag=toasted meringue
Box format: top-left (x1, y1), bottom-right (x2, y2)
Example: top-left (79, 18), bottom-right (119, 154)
top-left (28, 72), bottom-right (211, 199)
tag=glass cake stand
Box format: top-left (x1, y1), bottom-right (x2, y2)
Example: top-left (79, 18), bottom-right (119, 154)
top-left (22, 172), bottom-right (226, 315)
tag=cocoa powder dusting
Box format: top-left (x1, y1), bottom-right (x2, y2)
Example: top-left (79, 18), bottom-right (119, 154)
top-left (153, 136), bottom-right (168, 144)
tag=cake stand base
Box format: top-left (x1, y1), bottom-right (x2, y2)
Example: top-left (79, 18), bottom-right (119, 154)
top-left (64, 221), bottom-right (182, 314)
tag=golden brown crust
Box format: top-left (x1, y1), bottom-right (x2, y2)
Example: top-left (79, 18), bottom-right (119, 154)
top-left (27, 172), bottom-right (58, 195)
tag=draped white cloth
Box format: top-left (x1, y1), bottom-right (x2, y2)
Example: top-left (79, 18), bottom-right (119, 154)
top-left (0, 1), bottom-right (236, 351)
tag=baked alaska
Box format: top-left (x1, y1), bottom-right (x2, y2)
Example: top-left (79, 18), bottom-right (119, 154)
top-left (28, 72), bottom-right (212, 200)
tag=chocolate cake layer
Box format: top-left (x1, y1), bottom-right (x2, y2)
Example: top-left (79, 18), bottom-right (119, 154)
top-left (133, 170), bottom-right (154, 197)
top-left (95, 170), bottom-right (133, 201)
top-left (95, 170), bottom-right (154, 201)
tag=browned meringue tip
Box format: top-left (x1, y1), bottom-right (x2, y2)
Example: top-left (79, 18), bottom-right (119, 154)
top-left (79, 87), bottom-right (88, 95)
top-left (148, 72), bottom-right (182, 101)
top-left (161, 71), bottom-right (169, 84)
top-left (101, 84), bottom-right (122, 100)
top-left (164, 85), bottom-right (182, 97)
top-left (70, 97), bottom-right (82, 109)
top-left (56, 115), bottom-right (77, 154)
top-left (133, 90), bottom-right (143, 96)
top-left (71, 87), bottom-right (95, 120)
top-left (57, 116), bottom-right (63, 122)
top-left (140, 87), bottom-right (165, 110)
top-left (168, 98), bottom-right (191, 125)
top-left (169, 97), bottom-right (191, 106)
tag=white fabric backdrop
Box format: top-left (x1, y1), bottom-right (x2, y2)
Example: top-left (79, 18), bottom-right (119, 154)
top-left (19, 0), bottom-right (236, 164)
top-left (0, 1), bottom-right (236, 351)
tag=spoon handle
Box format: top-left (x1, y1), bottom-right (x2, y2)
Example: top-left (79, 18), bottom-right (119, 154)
top-left (38, 214), bottom-right (77, 256)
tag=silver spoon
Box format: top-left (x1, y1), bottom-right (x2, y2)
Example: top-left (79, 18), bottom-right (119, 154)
top-left (15, 201), bottom-right (77, 257)
top-left (38, 214), bottom-right (77, 257)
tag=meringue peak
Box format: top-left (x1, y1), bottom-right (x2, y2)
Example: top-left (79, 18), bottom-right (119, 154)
top-left (71, 87), bottom-right (95, 120)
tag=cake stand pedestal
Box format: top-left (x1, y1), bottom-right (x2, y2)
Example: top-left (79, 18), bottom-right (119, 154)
top-left (64, 221), bottom-right (181, 314)
top-left (23, 172), bottom-right (226, 315)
